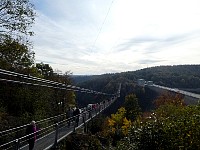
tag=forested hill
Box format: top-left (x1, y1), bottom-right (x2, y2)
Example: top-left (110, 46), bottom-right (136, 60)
top-left (73, 65), bottom-right (200, 111)
top-left (74, 65), bottom-right (200, 89)
top-left (129, 64), bottom-right (200, 88)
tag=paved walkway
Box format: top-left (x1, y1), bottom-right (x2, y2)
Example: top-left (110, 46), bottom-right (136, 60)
top-left (20, 109), bottom-right (102, 150)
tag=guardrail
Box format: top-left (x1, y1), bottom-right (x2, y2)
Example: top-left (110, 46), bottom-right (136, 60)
top-left (0, 96), bottom-right (118, 150)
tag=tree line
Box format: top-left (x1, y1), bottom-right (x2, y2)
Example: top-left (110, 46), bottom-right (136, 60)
top-left (74, 65), bottom-right (200, 90)
top-left (0, 0), bottom-right (76, 132)
top-left (61, 92), bottom-right (200, 149)
top-left (71, 66), bottom-right (200, 149)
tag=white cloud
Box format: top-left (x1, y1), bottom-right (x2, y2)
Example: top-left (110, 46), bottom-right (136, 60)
top-left (31, 0), bottom-right (200, 75)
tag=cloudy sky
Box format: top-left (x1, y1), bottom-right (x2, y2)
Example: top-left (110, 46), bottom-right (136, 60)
top-left (31, 0), bottom-right (200, 75)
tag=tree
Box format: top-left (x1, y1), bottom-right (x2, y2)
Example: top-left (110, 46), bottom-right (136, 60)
top-left (124, 94), bottom-right (141, 121)
top-left (0, 0), bottom-right (36, 72)
top-left (153, 92), bottom-right (185, 108)
top-left (36, 63), bottom-right (54, 78)
top-left (0, 36), bottom-right (35, 71)
top-left (106, 107), bottom-right (131, 145)
top-left (116, 96), bottom-right (200, 150)
top-left (0, 0), bottom-right (36, 39)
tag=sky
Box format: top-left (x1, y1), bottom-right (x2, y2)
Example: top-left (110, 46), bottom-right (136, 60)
top-left (31, 0), bottom-right (200, 75)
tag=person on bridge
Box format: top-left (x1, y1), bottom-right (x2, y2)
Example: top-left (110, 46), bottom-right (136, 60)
top-left (26, 121), bottom-right (37, 150)
top-left (73, 107), bottom-right (80, 127)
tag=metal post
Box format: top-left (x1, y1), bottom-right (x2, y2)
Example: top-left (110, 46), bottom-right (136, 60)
top-left (85, 111), bottom-right (87, 121)
top-left (67, 112), bottom-right (70, 127)
top-left (83, 115), bottom-right (87, 133)
top-left (89, 111), bottom-right (92, 119)
top-left (82, 113), bottom-right (85, 123)
top-left (53, 123), bottom-right (59, 148)
top-left (15, 139), bottom-right (20, 150)
top-left (82, 114), bottom-right (85, 124)
top-left (91, 111), bottom-right (93, 124)
top-left (99, 104), bottom-right (101, 113)
top-left (95, 107), bottom-right (97, 116)
top-left (73, 117), bottom-right (76, 132)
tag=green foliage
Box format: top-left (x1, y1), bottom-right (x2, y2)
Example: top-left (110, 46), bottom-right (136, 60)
top-left (0, 0), bottom-right (36, 38)
top-left (64, 133), bottom-right (102, 150)
top-left (87, 115), bottom-right (106, 134)
top-left (36, 63), bottom-right (54, 78)
top-left (124, 94), bottom-right (141, 121)
top-left (100, 107), bottom-right (132, 146)
top-left (116, 137), bottom-right (136, 150)
top-left (153, 92), bottom-right (185, 108)
top-left (98, 94), bottom-right (141, 148)
top-left (0, 69), bottom-right (75, 130)
top-left (133, 65), bottom-right (200, 89)
top-left (0, 0), bottom-right (78, 136)
top-left (117, 104), bottom-right (200, 150)
top-left (0, 37), bottom-right (35, 71)
top-left (75, 65), bottom-right (200, 112)
top-left (76, 65), bottom-right (200, 91)
top-left (76, 74), bottom-right (120, 107)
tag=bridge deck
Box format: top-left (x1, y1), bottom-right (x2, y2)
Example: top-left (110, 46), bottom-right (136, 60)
top-left (21, 122), bottom-right (75, 150)
top-left (19, 107), bottom-right (106, 150)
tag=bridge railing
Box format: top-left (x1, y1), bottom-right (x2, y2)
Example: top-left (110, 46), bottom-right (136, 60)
top-left (0, 97), bottom-right (118, 150)
top-left (0, 111), bottom-right (68, 149)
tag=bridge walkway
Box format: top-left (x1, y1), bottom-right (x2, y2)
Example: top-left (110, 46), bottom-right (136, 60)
top-left (21, 113), bottom-right (90, 150)
top-left (0, 98), bottom-right (117, 150)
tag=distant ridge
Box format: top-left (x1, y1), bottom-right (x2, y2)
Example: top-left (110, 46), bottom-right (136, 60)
top-left (74, 64), bottom-right (200, 88)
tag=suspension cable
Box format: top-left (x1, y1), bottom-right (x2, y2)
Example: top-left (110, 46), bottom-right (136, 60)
top-left (0, 68), bottom-right (115, 95)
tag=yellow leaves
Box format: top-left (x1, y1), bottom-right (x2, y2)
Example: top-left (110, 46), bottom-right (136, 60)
top-left (123, 117), bottom-right (131, 127)
top-left (118, 107), bottom-right (126, 115)
top-left (109, 107), bottom-right (126, 126)
top-left (111, 127), bottom-right (116, 133)
top-left (122, 117), bottom-right (132, 135)
top-left (106, 118), bottom-right (116, 134)
top-left (154, 93), bottom-right (185, 109)
top-left (107, 107), bottom-right (132, 136)
top-left (108, 118), bottom-right (116, 126)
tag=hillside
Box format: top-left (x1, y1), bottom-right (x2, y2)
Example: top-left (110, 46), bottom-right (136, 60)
top-left (75, 65), bottom-right (200, 110)
top-left (68, 65), bottom-right (200, 150)
top-left (75, 65), bottom-right (200, 88)
top-left (132, 65), bottom-right (200, 88)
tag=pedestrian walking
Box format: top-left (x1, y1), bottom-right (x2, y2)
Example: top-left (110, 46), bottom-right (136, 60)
top-left (26, 121), bottom-right (37, 150)
top-left (74, 107), bottom-right (80, 127)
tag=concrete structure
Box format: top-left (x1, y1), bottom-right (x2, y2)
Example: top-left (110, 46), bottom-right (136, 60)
top-left (147, 84), bottom-right (200, 105)
top-left (137, 79), bottom-right (145, 87)
top-left (147, 81), bottom-right (153, 86)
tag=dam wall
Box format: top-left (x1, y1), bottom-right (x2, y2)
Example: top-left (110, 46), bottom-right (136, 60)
top-left (147, 85), bottom-right (200, 105)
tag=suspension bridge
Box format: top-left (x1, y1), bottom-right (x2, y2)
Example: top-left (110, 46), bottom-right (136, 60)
top-left (0, 97), bottom-right (119, 150)
top-left (2, 69), bottom-right (200, 149)
top-left (0, 69), bottom-right (121, 150)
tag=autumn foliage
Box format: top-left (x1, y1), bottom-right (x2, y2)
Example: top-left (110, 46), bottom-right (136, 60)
top-left (116, 93), bottom-right (200, 150)
top-left (107, 107), bottom-right (131, 136)
top-left (153, 92), bottom-right (185, 108)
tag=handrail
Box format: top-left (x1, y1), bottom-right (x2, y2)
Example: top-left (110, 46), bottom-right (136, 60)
top-left (0, 96), bottom-right (118, 150)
